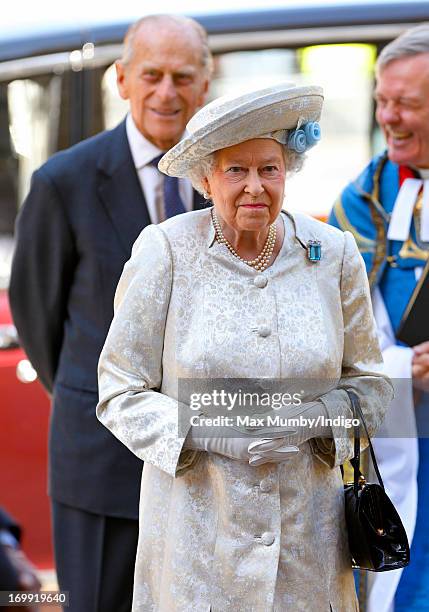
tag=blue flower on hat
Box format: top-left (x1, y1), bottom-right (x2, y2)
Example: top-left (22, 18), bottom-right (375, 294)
top-left (287, 122), bottom-right (321, 153)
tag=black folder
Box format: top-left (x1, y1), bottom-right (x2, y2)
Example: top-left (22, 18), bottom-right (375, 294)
top-left (397, 258), bottom-right (429, 346)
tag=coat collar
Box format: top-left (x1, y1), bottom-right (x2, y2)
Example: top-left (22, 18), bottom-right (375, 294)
top-left (206, 208), bottom-right (314, 253)
top-left (97, 120), bottom-right (137, 176)
top-left (97, 120), bottom-right (151, 257)
top-left (98, 121), bottom-right (208, 257)
top-left (286, 210), bottom-right (318, 248)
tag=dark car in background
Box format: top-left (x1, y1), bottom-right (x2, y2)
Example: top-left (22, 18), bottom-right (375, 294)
top-left (1, 0), bottom-right (429, 572)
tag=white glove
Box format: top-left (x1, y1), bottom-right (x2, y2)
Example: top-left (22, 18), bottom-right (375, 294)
top-left (184, 432), bottom-right (252, 461)
top-left (184, 429), bottom-right (299, 465)
top-left (248, 437), bottom-right (299, 466)
top-left (233, 401), bottom-right (332, 447)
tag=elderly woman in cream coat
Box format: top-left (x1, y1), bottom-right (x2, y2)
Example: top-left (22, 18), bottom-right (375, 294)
top-left (97, 83), bottom-right (392, 612)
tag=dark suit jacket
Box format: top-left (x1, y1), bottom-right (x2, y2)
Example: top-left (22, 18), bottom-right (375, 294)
top-left (9, 120), bottom-right (206, 518)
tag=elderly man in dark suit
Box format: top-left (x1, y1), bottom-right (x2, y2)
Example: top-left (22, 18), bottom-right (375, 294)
top-left (9, 14), bottom-right (211, 612)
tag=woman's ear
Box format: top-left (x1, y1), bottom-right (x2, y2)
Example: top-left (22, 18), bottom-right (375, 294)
top-left (202, 177), bottom-right (210, 194)
top-left (202, 177), bottom-right (211, 199)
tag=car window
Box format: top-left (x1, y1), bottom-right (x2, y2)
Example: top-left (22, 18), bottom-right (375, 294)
top-left (0, 74), bottom-right (62, 287)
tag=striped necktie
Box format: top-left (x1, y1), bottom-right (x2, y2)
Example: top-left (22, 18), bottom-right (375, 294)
top-left (150, 154), bottom-right (186, 219)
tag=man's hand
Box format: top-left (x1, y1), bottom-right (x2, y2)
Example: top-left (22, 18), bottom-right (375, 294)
top-left (1, 541), bottom-right (41, 612)
top-left (2, 544), bottom-right (41, 591)
top-left (412, 341), bottom-right (429, 392)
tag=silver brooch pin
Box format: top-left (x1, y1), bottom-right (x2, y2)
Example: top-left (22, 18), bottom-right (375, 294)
top-left (307, 240), bottom-right (322, 262)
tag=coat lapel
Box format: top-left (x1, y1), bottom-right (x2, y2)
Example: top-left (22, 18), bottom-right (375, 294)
top-left (97, 120), bottom-right (151, 256)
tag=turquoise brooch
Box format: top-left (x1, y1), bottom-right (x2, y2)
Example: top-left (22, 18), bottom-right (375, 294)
top-left (307, 240), bottom-right (322, 262)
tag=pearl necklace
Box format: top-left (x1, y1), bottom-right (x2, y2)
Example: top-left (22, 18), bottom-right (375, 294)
top-left (211, 210), bottom-right (277, 271)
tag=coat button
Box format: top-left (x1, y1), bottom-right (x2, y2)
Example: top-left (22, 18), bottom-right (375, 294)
top-left (254, 275), bottom-right (268, 288)
top-left (261, 532), bottom-right (275, 546)
top-left (259, 478), bottom-right (272, 493)
top-left (258, 325), bottom-right (271, 338)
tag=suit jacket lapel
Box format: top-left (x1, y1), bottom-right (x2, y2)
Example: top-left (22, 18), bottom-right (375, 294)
top-left (97, 120), bottom-right (151, 256)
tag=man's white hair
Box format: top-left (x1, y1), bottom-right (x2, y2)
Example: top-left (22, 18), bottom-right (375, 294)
top-left (376, 23), bottom-right (429, 72)
top-left (120, 14), bottom-right (213, 77)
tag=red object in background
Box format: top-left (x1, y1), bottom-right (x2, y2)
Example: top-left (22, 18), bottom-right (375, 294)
top-left (0, 289), bottom-right (53, 569)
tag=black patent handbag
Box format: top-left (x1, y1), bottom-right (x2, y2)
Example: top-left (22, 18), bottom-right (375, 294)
top-left (343, 390), bottom-right (410, 572)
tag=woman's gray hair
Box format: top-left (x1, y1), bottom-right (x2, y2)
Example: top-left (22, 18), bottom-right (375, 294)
top-left (376, 23), bottom-right (429, 71)
top-left (188, 146), bottom-right (304, 195)
top-left (188, 155), bottom-right (217, 196)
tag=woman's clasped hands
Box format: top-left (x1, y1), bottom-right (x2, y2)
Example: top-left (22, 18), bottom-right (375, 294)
top-left (185, 399), bottom-right (332, 466)
top-left (184, 429), bottom-right (299, 466)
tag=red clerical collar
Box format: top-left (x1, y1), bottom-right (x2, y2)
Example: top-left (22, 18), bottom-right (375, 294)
top-left (399, 165), bottom-right (419, 185)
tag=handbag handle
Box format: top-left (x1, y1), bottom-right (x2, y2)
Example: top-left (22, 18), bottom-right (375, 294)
top-left (345, 390), bottom-right (385, 497)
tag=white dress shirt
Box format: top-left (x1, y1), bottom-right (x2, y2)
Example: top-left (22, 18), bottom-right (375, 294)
top-left (125, 114), bottom-right (193, 224)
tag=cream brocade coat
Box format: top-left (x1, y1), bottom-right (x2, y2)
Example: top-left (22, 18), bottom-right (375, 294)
top-left (97, 209), bottom-right (392, 612)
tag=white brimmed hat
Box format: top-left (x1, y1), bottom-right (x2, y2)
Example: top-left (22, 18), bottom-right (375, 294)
top-left (158, 82), bottom-right (324, 177)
